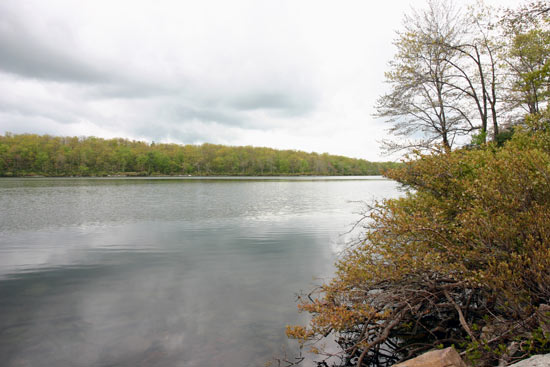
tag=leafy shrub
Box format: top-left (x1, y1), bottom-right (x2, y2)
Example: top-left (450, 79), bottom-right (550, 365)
top-left (287, 129), bottom-right (550, 366)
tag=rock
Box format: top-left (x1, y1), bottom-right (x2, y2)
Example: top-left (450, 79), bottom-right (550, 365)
top-left (509, 353), bottom-right (550, 367)
top-left (393, 347), bottom-right (467, 367)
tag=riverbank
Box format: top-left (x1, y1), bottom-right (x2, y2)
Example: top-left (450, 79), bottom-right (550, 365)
top-left (1, 172), bottom-right (387, 178)
top-left (0, 133), bottom-right (400, 177)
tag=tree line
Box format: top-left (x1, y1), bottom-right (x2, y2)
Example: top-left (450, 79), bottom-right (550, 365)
top-left (0, 133), bottom-right (398, 177)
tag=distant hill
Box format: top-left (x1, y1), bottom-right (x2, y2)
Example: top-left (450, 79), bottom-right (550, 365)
top-left (0, 133), bottom-right (400, 177)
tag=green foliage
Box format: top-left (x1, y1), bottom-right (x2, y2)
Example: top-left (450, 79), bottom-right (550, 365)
top-left (0, 134), bottom-right (397, 177)
top-left (470, 130), bottom-right (488, 147)
top-left (287, 128), bottom-right (550, 366)
top-left (505, 27), bottom-right (550, 115)
top-left (494, 129), bottom-right (515, 146)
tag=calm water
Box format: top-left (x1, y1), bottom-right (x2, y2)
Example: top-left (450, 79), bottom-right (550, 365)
top-left (0, 177), bottom-right (399, 367)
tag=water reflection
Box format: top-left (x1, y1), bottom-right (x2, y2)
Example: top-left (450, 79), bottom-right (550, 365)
top-left (0, 177), bottom-right (399, 366)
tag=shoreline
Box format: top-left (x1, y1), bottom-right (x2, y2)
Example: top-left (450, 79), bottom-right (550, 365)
top-left (0, 174), bottom-right (387, 179)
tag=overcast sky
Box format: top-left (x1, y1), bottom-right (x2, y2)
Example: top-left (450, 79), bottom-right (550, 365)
top-left (0, 0), bottom-right (522, 161)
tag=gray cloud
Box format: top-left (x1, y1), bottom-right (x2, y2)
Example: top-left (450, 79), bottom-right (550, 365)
top-left (0, 0), bottom-right (321, 145)
top-left (229, 91), bottom-right (315, 117)
top-left (0, 5), bottom-right (110, 83)
top-left (0, 105), bottom-right (75, 126)
top-left (135, 123), bottom-right (226, 146)
top-left (84, 83), bottom-right (177, 100)
top-left (0, 2), bottom-right (316, 142)
top-left (164, 103), bottom-right (245, 127)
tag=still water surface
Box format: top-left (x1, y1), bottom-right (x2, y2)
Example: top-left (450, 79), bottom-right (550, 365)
top-left (0, 177), bottom-right (399, 367)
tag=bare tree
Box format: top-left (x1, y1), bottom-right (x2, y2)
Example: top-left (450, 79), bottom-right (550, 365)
top-left (375, 0), bottom-right (468, 153)
top-left (376, 0), bottom-right (507, 152)
top-left (437, 2), bottom-right (504, 142)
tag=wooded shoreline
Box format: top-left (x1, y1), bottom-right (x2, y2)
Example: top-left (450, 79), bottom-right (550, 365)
top-left (0, 133), bottom-right (399, 177)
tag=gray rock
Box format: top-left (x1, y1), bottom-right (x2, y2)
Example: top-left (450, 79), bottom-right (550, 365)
top-left (509, 353), bottom-right (550, 367)
top-left (393, 347), bottom-right (467, 367)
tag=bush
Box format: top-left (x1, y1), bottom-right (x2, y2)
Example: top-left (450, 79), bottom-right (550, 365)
top-left (287, 130), bottom-right (550, 366)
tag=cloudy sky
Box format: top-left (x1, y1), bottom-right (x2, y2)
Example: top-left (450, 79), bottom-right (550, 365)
top-left (0, 0), bottom-right (520, 161)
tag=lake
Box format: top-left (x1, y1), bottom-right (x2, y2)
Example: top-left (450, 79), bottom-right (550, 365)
top-left (0, 177), bottom-right (400, 367)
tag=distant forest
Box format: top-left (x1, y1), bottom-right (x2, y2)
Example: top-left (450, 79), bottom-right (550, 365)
top-left (0, 133), bottom-right (399, 177)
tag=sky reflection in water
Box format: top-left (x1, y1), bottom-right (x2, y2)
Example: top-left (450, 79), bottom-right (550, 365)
top-left (0, 177), bottom-right (399, 366)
